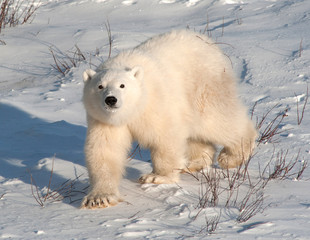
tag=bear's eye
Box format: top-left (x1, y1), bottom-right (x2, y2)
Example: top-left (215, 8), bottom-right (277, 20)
top-left (120, 84), bottom-right (125, 89)
top-left (98, 85), bottom-right (103, 90)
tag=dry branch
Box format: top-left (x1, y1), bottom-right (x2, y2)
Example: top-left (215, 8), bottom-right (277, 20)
top-left (202, 13), bottom-right (212, 38)
top-left (104, 20), bottom-right (113, 59)
top-left (28, 169), bottom-right (44, 207)
top-left (296, 86), bottom-right (308, 125)
top-left (0, 193), bottom-right (5, 199)
top-left (197, 168), bottom-right (221, 210)
top-left (299, 38), bottom-right (303, 57)
top-left (128, 144), bottom-right (142, 161)
top-left (296, 159), bottom-right (308, 180)
top-left (237, 191), bottom-right (264, 223)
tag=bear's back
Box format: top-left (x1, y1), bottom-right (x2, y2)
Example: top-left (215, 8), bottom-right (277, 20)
top-left (134, 30), bottom-right (233, 82)
top-left (97, 30), bottom-right (236, 119)
top-left (99, 30), bottom-right (231, 77)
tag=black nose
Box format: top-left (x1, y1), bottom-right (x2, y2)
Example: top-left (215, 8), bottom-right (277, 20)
top-left (105, 96), bottom-right (117, 107)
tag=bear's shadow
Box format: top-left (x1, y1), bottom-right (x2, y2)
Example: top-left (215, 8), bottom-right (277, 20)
top-left (125, 166), bottom-right (142, 181)
top-left (0, 103), bottom-right (152, 207)
top-left (0, 103), bottom-right (88, 205)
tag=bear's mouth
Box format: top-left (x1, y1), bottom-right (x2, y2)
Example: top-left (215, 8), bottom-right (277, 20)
top-left (104, 105), bottom-right (119, 113)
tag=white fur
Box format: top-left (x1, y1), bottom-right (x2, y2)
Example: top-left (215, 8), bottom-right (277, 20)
top-left (81, 30), bottom-right (257, 209)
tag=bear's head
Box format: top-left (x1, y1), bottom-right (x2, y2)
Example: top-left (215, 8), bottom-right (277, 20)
top-left (83, 66), bottom-right (144, 126)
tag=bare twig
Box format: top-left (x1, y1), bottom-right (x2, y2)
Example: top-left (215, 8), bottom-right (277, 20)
top-left (43, 155), bottom-right (55, 202)
top-left (104, 20), bottom-right (113, 59)
top-left (250, 101), bottom-right (258, 120)
top-left (183, 168), bottom-right (200, 181)
top-left (221, 16), bottom-right (224, 37)
top-left (236, 14), bottom-right (242, 25)
top-left (0, 193), bottom-right (6, 200)
top-left (50, 47), bottom-right (66, 76)
top-left (202, 13), bottom-right (212, 38)
top-left (299, 38), bottom-right (303, 57)
top-left (256, 104), bottom-right (289, 145)
top-left (127, 144), bottom-right (142, 161)
top-left (296, 86), bottom-right (308, 125)
top-left (296, 159), bottom-right (308, 180)
top-left (128, 211), bottom-right (141, 219)
top-left (28, 169), bottom-right (44, 207)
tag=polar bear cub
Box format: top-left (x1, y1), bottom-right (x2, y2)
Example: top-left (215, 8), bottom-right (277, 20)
top-left (81, 30), bottom-right (257, 209)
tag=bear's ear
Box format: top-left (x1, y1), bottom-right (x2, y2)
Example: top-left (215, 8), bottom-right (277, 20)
top-left (131, 66), bottom-right (144, 80)
top-left (83, 69), bottom-right (97, 83)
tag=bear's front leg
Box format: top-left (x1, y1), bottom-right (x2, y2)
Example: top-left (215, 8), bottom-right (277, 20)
top-left (81, 120), bottom-right (132, 209)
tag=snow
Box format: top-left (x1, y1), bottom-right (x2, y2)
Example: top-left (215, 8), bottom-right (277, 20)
top-left (0, 0), bottom-right (310, 239)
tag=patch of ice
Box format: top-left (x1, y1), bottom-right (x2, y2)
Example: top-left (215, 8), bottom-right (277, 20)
top-left (159, 0), bottom-right (176, 4)
top-left (0, 234), bottom-right (20, 239)
top-left (122, 0), bottom-right (136, 5)
top-left (92, 0), bottom-right (109, 2)
top-left (239, 222), bottom-right (274, 234)
top-left (220, 0), bottom-right (244, 4)
top-left (3, 159), bottom-right (26, 168)
top-left (185, 0), bottom-right (201, 7)
top-left (3, 178), bottom-right (23, 186)
top-left (119, 231), bottom-right (150, 237)
top-left (34, 230), bottom-right (45, 235)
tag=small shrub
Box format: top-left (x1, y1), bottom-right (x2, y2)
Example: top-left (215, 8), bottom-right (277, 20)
top-left (28, 157), bottom-right (86, 207)
top-left (260, 148), bottom-right (308, 181)
top-left (200, 213), bottom-right (221, 234)
top-left (193, 100), bottom-right (309, 234)
top-left (0, 0), bottom-right (41, 33)
top-left (50, 45), bottom-right (86, 76)
top-left (255, 104), bottom-right (289, 145)
top-left (49, 20), bottom-right (113, 77)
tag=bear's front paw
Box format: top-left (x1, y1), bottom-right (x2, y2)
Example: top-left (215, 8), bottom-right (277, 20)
top-left (139, 173), bottom-right (178, 184)
top-left (81, 193), bottom-right (121, 209)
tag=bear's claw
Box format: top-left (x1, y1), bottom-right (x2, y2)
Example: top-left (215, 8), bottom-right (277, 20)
top-left (81, 193), bottom-right (120, 209)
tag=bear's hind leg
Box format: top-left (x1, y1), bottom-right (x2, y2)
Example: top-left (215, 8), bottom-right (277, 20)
top-left (139, 141), bottom-right (187, 184)
top-left (183, 141), bottom-right (215, 172)
top-left (217, 121), bottom-right (257, 169)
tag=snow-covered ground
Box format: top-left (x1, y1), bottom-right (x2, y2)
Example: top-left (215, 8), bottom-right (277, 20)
top-left (1, 0), bottom-right (310, 239)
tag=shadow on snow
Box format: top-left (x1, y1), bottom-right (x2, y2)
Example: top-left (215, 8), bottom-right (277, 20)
top-left (0, 102), bottom-right (150, 206)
